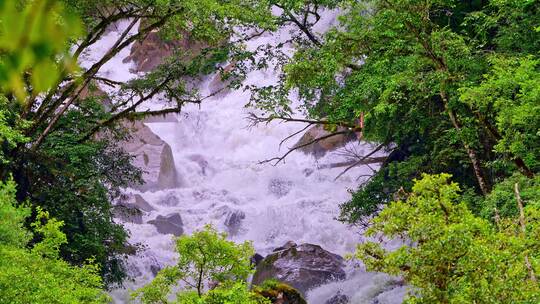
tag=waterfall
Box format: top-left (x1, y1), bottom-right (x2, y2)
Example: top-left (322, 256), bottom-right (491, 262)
top-left (79, 13), bottom-right (405, 304)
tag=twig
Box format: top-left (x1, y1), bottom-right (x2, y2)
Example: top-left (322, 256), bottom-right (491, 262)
top-left (91, 76), bottom-right (125, 87)
top-left (247, 113), bottom-right (357, 129)
top-left (333, 144), bottom-right (386, 180)
top-left (317, 156), bottom-right (387, 170)
top-left (259, 130), bottom-right (352, 165)
top-left (278, 124), bottom-right (311, 149)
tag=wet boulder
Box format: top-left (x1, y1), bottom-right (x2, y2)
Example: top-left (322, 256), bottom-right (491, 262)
top-left (251, 253), bottom-right (264, 267)
top-left (294, 125), bottom-right (357, 158)
top-left (273, 241), bottom-right (297, 252)
top-left (124, 27), bottom-right (207, 72)
top-left (253, 280), bottom-right (307, 304)
top-left (252, 243), bottom-right (346, 296)
top-left (112, 203), bottom-right (143, 224)
top-left (207, 62), bottom-right (235, 98)
top-left (148, 213), bottom-right (184, 236)
top-left (188, 154), bottom-right (211, 176)
top-left (324, 292), bottom-right (349, 304)
top-left (133, 194), bottom-right (154, 212)
top-left (150, 264), bottom-right (162, 277)
top-left (121, 121), bottom-right (182, 192)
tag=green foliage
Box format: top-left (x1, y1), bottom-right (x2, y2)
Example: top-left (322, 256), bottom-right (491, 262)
top-left (201, 282), bottom-right (270, 304)
top-left (20, 99), bottom-right (141, 285)
top-left (479, 173), bottom-right (540, 220)
top-left (356, 174), bottom-right (540, 303)
top-left (169, 282), bottom-right (269, 304)
top-left (460, 56), bottom-right (540, 171)
top-left (174, 225), bottom-right (254, 289)
top-left (466, 0), bottom-right (540, 54)
top-left (0, 0), bottom-right (132, 286)
top-left (133, 225), bottom-right (256, 303)
top-left (0, 0), bottom-right (81, 100)
top-left (0, 0), bottom-right (275, 284)
top-left (259, 0), bottom-right (540, 224)
top-left (0, 180), bottom-right (109, 304)
top-left (0, 96), bottom-right (28, 164)
top-left (0, 179), bottom-right (30, 247)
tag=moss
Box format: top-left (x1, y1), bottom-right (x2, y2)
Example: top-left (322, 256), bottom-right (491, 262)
top-left (253, 279), bottom-right (307, 304)
top-left (263, 252), bottom-right (280, 266)
top-left (289, 247), bottom-right (298, 257)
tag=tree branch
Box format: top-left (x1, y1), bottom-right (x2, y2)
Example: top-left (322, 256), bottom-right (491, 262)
top-left (259, 130), bottom-right (353, 165)
top-left (332, 143), bottom-right (387, 180)
top-left (247, 113), bottom-right (358, 129)
top-left (30, 7), bottom-right (183, 149)
top-left (78, 74), bottom-right (175, 143)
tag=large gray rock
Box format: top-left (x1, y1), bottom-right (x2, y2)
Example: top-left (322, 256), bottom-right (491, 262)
top-left (253, 242), bottom-right (346, 296)
top-left (123, 27), bottom-right (207, 72)
top-left (113, 203), bottom-right (143, 224)
top-left (121, 121), bottom-right (182, 192)
top-left (294, 125), bottom-right (357, 158)
top-left (251, 253), bottom-right (264, 267)
top-left (207, 62), bottom-right (235, 98)
top-left (148, 213), bottom-right (184, 236)
top-left (324, 292), bottom-right (349, 304)
top-left (133, 194), bottom-right (154, 212)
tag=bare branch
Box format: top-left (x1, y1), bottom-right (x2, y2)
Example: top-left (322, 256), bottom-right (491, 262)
top-left (278, 124), bottom-right (311, 149)
top-left (30, 7), bottom-right (183, 148)
top-left (247, 113), bottom-right (358, 129)
top-left (79, 75), bottom-right (175, 142)
top-left (91, 76), bottom-right (125, 87)
top-left (31, 17), bottom-right (141, 150)
top-left (333, 143), bottom-right (387, 180)
top-left (317, 156), bottom-right (387, 170)
top-left (259, 130), bottom-right (352, 165)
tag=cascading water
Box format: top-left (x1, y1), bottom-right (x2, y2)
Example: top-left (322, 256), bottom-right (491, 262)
top-left (80, 13), bottom-right (405, 304)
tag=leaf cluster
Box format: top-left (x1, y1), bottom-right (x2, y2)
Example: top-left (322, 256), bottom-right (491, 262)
top-left (356, 174), bottom-right (540, 303)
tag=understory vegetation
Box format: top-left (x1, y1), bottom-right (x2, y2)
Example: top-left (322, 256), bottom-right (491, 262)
top-left (0, 0), bottom-right (538, 303)
top-left (133, 225), bottom-right (272, 304)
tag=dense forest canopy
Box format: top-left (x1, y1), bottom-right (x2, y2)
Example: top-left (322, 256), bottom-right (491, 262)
top-left (256, 0), bottom-right (539, 223)
top-left (0, 0), bottom-right (538, 303)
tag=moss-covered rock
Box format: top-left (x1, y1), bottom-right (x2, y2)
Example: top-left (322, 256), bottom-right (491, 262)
top-left (253, 279), bottom-right (307, 304)
top-left (252, 242), bottom-right (346, 296)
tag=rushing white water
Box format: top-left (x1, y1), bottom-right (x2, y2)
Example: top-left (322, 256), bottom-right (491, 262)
top-left (79, 14), bottom-right (405, 304)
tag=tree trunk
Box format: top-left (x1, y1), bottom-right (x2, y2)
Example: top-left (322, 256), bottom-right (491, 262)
top-left (445, 105), bottom-right (490, 195)
top-left (475, 113), bottom-right (534, 178)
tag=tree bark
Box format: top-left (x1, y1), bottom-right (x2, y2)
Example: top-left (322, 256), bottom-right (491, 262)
top-left (475, 113), bottom-right (534, 178)
top-left (445, 105), bottom-right (490, 195)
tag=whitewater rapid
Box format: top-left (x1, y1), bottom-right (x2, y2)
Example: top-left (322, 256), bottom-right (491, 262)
top-left (79, 14), bottom-right (405, 304)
